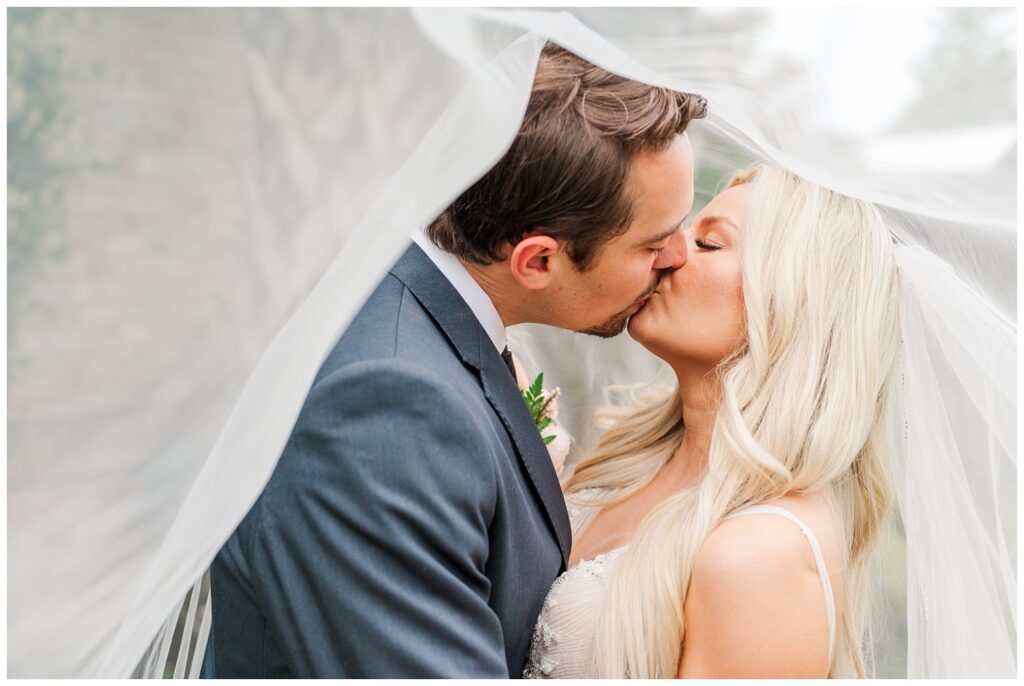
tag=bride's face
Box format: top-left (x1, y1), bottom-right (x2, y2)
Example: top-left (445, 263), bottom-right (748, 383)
top-left (628, 183), bottom-right (747, 366)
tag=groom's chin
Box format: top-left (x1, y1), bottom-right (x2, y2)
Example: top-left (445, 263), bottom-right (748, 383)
top-left (577, 310), bottom-right (631, 339)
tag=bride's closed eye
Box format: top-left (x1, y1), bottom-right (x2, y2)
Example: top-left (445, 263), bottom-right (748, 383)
top-left (694, 237), bottom-right (722, 251)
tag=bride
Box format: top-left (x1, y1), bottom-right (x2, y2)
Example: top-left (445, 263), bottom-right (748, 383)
top-left (525, 163), bottom-right (900, 678)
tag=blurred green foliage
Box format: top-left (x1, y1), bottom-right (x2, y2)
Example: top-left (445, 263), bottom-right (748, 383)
top-left (893, 7), bottom-right (1016, 131)
top-left (8, 8), bottom-right (71, 339)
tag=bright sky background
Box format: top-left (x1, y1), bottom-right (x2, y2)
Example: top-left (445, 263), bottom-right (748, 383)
top-left (759, 7), bottom-right (938, 138)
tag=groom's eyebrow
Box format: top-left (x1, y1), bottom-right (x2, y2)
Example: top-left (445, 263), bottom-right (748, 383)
top-left (640, 220), bottom-right (686, 246)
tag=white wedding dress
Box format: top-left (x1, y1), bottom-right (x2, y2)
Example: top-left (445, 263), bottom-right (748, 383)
top-left (523, 487), bottom-right (837, 679)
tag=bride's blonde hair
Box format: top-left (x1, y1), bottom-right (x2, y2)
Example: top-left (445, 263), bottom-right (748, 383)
top-left (566, 164), bottom-right (901, 678)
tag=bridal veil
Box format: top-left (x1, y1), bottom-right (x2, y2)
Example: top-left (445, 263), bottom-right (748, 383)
top-left (7, 8), bottom-right (1015, 677)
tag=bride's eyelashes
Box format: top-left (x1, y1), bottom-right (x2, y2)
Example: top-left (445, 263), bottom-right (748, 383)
top-left (694, 237), bottom-right (721, 251)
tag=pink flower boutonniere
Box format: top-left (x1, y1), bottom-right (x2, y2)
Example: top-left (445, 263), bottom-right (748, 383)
top-left (521, 372), bottom-right (571, 476)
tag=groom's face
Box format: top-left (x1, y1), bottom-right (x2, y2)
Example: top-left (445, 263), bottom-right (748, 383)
top-left (554, 133), bottom-right (695, 338)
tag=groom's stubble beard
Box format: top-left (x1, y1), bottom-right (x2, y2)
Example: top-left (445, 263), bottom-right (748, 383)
top-left (578, 270), bottom-right (667, 338)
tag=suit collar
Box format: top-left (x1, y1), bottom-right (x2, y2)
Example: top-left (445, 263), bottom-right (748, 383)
top-left (390, 243), bottom-right (485, 373)
top-left (411, 231), bottom-right (506, 353)
top-left (389, 243), bottom-right (572, 569)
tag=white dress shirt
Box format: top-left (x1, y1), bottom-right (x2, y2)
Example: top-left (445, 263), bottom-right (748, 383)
top-left (412, 231), bottom-right (507, 354)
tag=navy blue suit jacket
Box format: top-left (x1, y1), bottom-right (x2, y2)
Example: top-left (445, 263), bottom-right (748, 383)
top-left (203, 243), bottom-right (571, 677)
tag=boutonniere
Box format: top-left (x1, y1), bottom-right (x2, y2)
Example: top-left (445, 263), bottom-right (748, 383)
top-left (519, 372), bottom-right (572, 477)
top-left (521, 372), bottom-right (560, 445)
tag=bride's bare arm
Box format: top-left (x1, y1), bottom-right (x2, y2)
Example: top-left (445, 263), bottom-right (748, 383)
top-left (676, 514), bottom-right (832, 678)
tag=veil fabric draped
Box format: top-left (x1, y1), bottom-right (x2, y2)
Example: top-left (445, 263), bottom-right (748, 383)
top-left (7, 8), bottom-right (1015, 678)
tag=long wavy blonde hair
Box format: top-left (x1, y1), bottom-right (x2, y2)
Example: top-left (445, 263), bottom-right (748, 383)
top-left (566, 164), bottom-right (901, 678)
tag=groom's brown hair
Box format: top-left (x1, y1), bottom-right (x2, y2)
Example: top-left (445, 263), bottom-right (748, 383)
top-left (427, 42), bottom-right (707, 270)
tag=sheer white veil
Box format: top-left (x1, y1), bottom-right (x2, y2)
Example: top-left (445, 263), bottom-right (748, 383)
top-left (7, 8), bottom-right (1015, 678)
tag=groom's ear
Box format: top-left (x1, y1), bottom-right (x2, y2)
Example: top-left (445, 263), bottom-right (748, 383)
top-left (509, 232), bottom-right (561, 290)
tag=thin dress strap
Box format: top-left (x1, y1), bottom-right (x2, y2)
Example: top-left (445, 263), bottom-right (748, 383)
top-left (723, 504), bottom-right (836, 666)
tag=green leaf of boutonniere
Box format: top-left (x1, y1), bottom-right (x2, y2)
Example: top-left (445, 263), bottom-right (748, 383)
top-left (521, 372), bottom-right (559, 444)
top-left (529, 372), bottom-right (544, 402)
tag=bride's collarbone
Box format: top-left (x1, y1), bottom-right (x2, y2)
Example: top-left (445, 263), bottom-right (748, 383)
top-left (568, 493), bottom-right (661, 568)
top-left (567, 529), bottom-right (630, 569)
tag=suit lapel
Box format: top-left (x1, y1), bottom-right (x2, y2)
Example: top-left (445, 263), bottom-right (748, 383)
top-left (475, 327), bottom-right (572, 568)
top-left (390, 244), bottom-right (572, 569)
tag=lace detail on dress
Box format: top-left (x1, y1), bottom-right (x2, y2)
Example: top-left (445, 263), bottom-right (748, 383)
top-left (523, 487), bottom-right (624, 679)
top-left (523, 543), bottom-right (626, 678)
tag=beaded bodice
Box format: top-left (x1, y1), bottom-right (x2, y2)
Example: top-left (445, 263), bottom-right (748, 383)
top-left (522, 487), bottom-right (620, 679)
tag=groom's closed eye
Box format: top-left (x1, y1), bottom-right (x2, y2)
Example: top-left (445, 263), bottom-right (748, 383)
top-left (640, 220), bottom-right (686, 251)
top-left (647, 236), bottom-right (674, 255)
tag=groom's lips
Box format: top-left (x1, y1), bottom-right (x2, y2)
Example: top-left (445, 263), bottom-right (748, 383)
top-left (628, 294), bottom-right (653, 315)
top-left (626, 271), bottom-right (668, 317)
top-left (627, 281), bottom-right (661, 315)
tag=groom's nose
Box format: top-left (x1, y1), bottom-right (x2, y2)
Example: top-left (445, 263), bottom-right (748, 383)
top-left (652, 226), bottom-right (688, 270)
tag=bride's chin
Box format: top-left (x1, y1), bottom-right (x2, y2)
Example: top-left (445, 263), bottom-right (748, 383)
top-left (626, 310), bottom-right (651, 342)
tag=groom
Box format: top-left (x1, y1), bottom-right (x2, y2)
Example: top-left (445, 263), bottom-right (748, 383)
top-left (203, 43), bottom-right (705, 678)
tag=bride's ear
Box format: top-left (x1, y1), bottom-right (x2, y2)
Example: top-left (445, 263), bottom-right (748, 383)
top-left (509, 232), bottom-right (560, 290)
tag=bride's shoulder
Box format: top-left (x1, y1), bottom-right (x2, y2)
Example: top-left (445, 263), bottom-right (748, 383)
top-left (694, 507), bottom-right (817, 582)
top-left (695, 493), bottom-right (840, 578)
top-left (679, 495), bottom-right (838, 677)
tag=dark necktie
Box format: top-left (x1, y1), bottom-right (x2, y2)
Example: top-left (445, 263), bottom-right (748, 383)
top-left (500, 346), bottom-right (517, 381)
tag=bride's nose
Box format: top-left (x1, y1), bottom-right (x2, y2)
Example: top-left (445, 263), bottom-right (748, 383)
top-left (652, 226), bottom-right (687, 270)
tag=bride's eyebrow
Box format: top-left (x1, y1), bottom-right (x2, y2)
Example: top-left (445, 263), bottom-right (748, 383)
top-left (696, 215), bottom-right (738, 232)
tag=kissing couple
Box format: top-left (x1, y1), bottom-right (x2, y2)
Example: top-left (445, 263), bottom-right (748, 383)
top-left (202, 43), bottom-right (901, 679)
